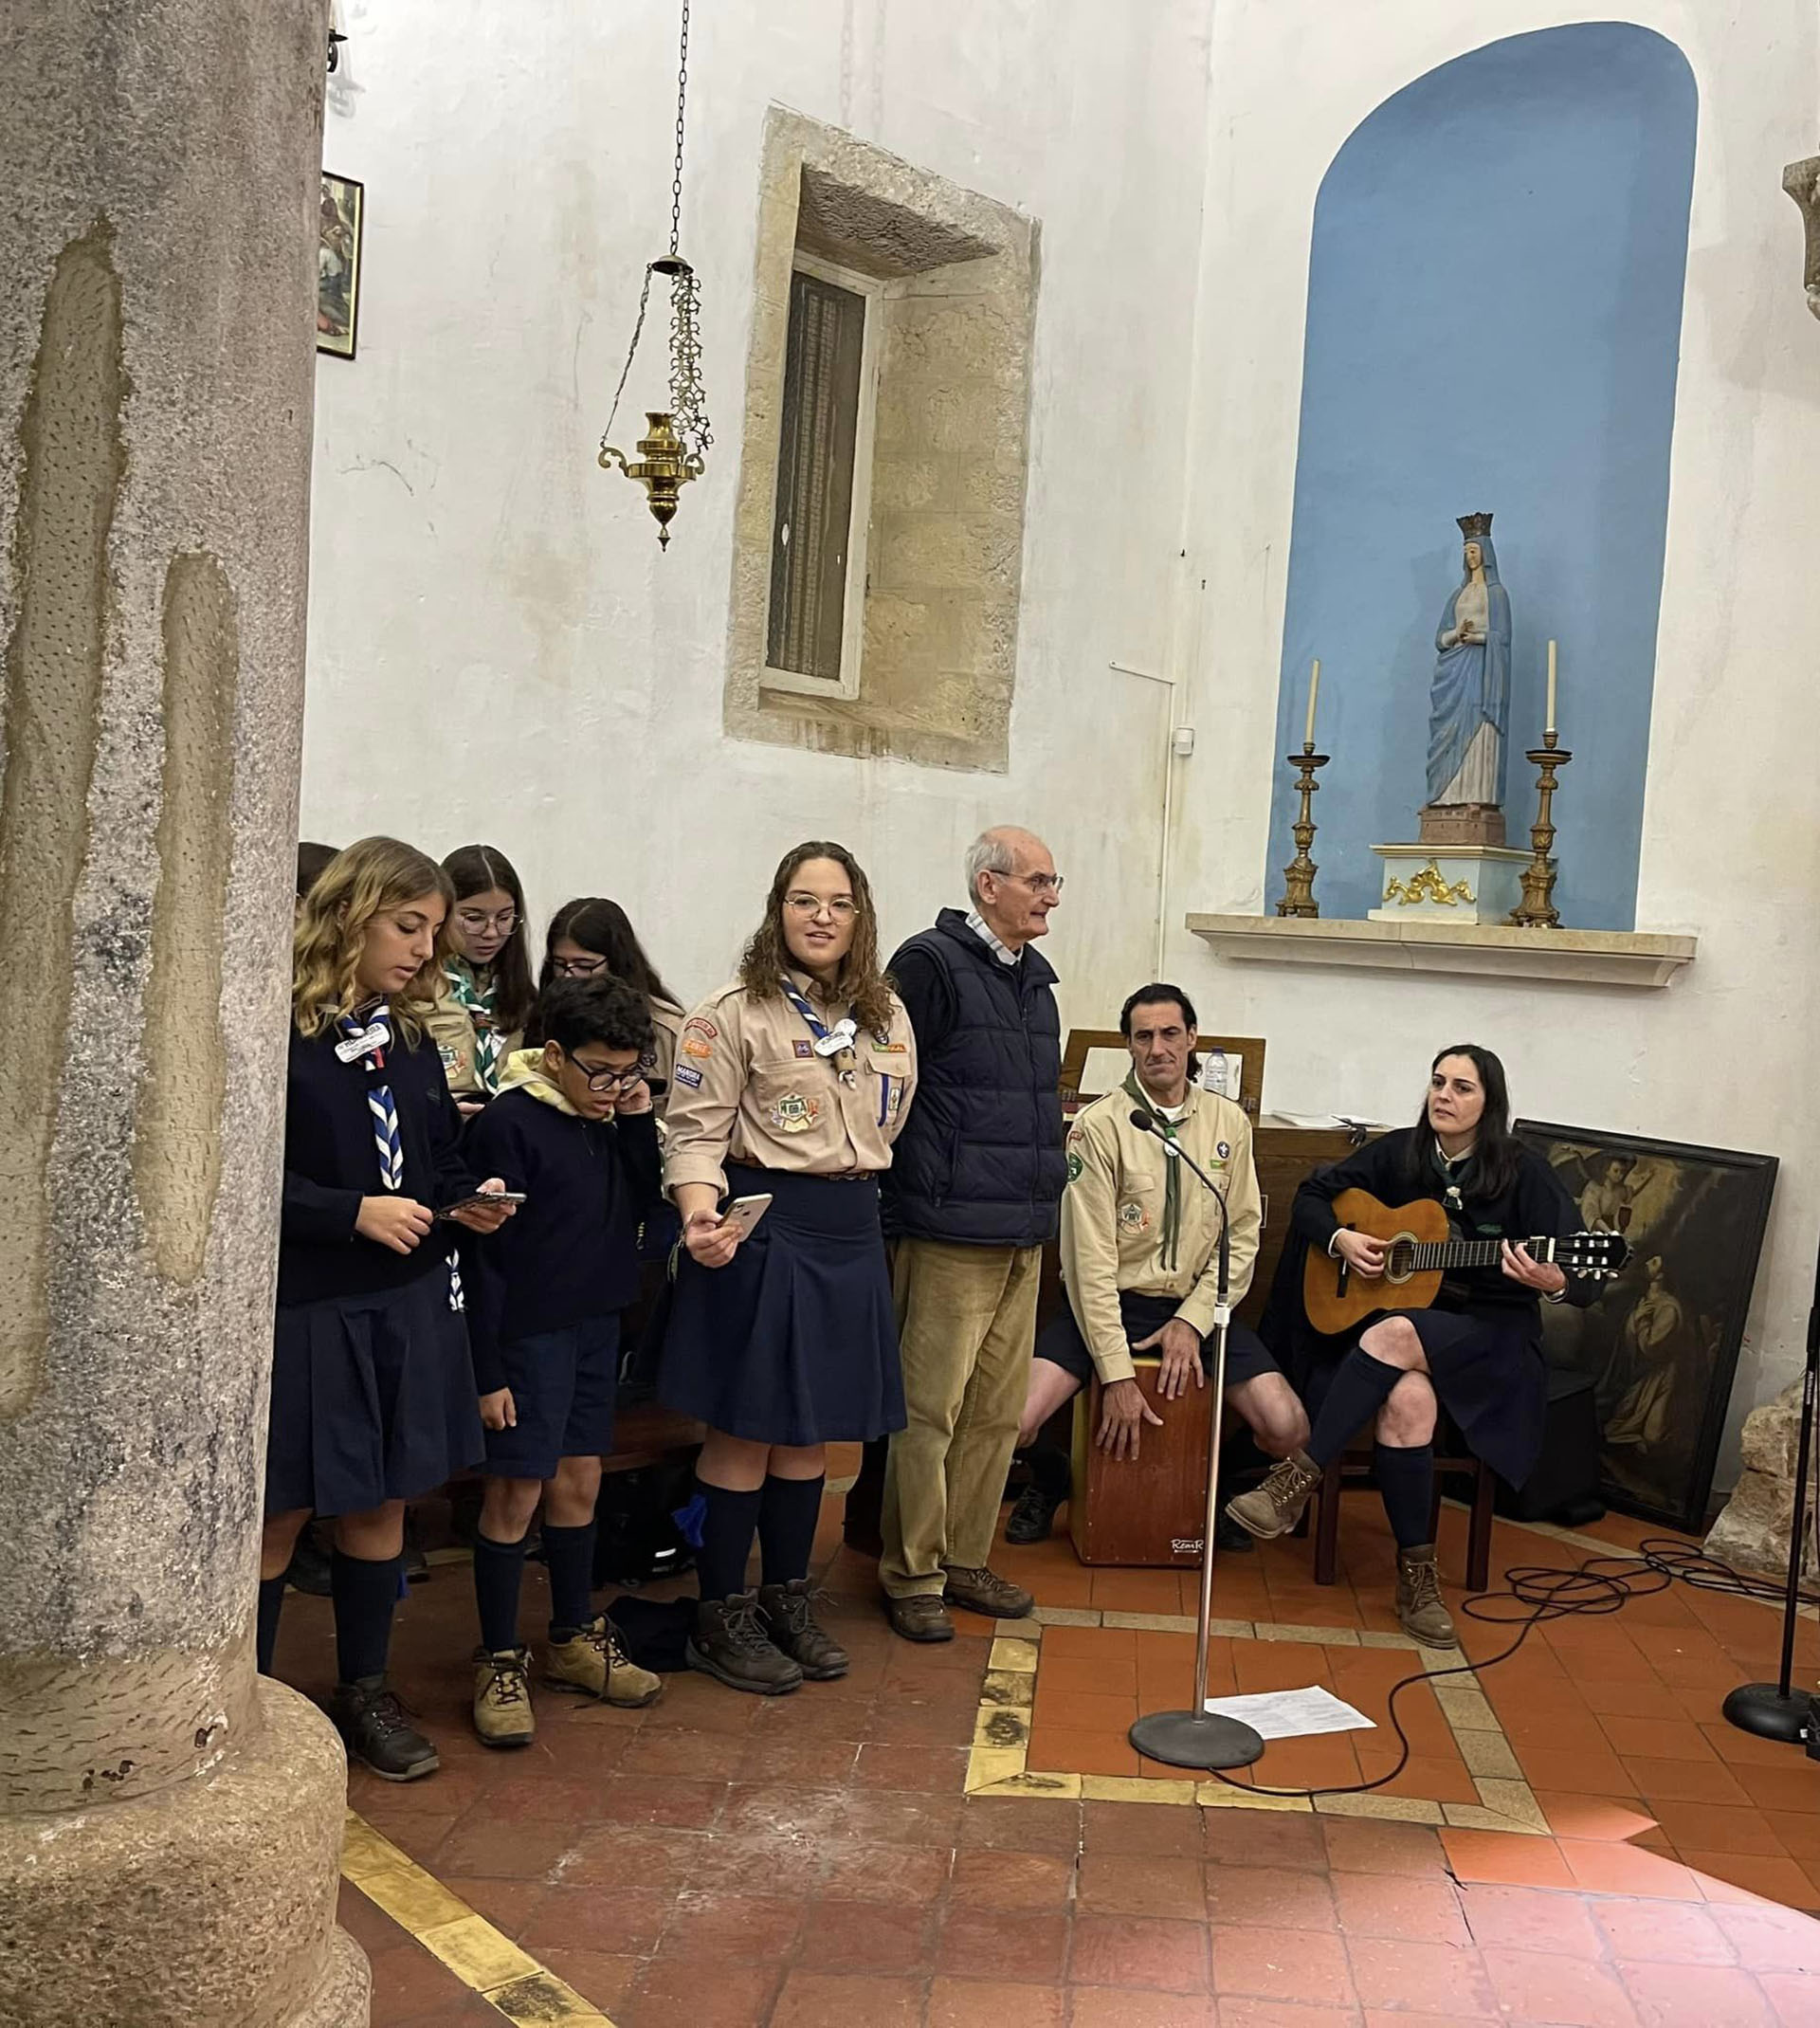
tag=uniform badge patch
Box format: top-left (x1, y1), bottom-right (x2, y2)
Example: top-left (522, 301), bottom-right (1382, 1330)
top-left (1066, 1153), bottom-right (1084, 1182)
top-left (793, 1039), bottom-right (814, 1058)
top-left (1119, 1200), bottom-right (1150, 1233)
top-left (682, 1036), bottom-right (714, 1059)
top-left (771, 1092), bottom-right (820, 1133)
top-left (674, 1064), bottom-right (703, 1088)
top-left (1216, 1141), bottom-right (1230, 1161)
top-left (682, 1016), bottom-right (718, 1039)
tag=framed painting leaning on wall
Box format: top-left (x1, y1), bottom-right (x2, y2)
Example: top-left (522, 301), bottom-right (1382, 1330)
top-left (318, 171), bottom-right (363, 359)
top-left (1515, 1119), bottom-right (1777, 1532)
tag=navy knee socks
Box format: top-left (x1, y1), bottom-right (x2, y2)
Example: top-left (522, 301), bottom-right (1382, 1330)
top-left (1374, 1443), bottom-right (1436, 1550)
top-left (472, 1531), bottom-right (529, 1654)
top-left (541, 1521), bottom-right (598, 1638)
top-left (695, 1482), bottom-right (763, 1602)
top-left (757, 1474), bottom-right (825, 1588)
top-left (330, 1548), bottom-right (401, 1686)
top-left (1305, 1346), bottom-right (1403, 1469)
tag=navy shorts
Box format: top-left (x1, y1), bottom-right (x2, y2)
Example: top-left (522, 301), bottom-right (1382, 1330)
top-left (482, 1313), bottom-right (622, 1481)
top-left (1036, 1289), bottom-right (1281, 1390)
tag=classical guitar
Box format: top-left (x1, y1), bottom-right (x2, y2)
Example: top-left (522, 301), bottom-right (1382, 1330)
top-left (1302, 1188), bottom-right (1629, 1337)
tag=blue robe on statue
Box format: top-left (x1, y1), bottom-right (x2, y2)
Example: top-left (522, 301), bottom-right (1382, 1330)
top-left (1425, 536), bottom-right (1512, 808)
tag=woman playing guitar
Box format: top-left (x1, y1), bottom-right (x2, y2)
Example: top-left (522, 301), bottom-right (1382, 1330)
top-left (1225, 1044), bottom-right (1604, 1647)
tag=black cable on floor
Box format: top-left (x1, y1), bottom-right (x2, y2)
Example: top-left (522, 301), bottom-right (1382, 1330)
top-left (1210, 1535), bottom-right (1801, 1801)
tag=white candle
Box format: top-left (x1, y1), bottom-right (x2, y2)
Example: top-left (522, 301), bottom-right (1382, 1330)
top-left (1303, 659), bottom-right (1321, 748)
top-left (1546, 639), bottom-right (1557, 735)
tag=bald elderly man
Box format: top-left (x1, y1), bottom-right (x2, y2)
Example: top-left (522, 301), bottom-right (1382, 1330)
top-left (879, 828), bottom-right (1067, 1640)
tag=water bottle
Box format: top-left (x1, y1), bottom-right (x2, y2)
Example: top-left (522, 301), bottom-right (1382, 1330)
top-left (1202, 1047), bottom-right (1228, 1097)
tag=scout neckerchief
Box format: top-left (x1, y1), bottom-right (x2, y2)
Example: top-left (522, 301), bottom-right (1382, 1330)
top-left (337, 1001), bottom-right (404, 1189)
top-left (444, 956), bottom-right (506, 1093)
top-left (1430, 1137), bottom-right (1478, 1224)
top-left (779, 974), bottom-right (859, 1087)
top-left (1122, 1069), bottom-right (1187, 1271)
top-left (335, 999), bottom-right (465, 1312)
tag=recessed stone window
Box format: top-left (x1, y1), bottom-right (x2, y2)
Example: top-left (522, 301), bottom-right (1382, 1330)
top-left (725, 108), bottom-right (1037, 771)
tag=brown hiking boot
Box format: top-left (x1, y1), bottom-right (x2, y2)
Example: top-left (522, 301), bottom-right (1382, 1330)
top-left (1224, 1449), bottom-right (1322, 1541)
top-left (942, 1564), bottom-right (1033, 1618)
top-left (546, 1614), bottom-right (663, 1708)
top-left (1395, 1544), bottom-right (1457, 1649)
top-left (687, 1591), bottom-right (804, 1695)
top-left (471, 1649), bottom-right (536, 1749)
top-left (757, 1580), bottom-right (849, 1680)
top-left (884, 1591), bottom-right (955, 1643)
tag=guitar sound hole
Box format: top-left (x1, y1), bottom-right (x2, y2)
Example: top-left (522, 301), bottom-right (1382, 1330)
top-left (1385, 1240), bottom-right (1414, 1282)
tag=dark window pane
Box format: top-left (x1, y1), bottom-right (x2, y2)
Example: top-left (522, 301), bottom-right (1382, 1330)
top-left (768, 270), bottom-right (866, 682)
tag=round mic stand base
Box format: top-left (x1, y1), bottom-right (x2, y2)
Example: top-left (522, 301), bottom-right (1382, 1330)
top-left (1129, 1708), bottom-right (1265, 1771)
top-left (1721, 1682), bottom-right (1812, 1745)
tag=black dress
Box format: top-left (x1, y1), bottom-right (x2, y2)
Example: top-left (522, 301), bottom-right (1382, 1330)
top-left (1290, 1129), bottom-right (1599, 1487)
top-left (265, 1017), bottom-right (483, 1516)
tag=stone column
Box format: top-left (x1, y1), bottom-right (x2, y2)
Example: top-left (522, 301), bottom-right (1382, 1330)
top-left (0, 6), bottom-right (366, 2025)
top-left (1785, 155), bottom-right (1820, 321)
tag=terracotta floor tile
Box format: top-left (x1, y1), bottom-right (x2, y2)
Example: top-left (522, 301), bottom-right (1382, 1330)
top-left (1355, 1751), bottom-right (1483, 1806)
top-left (731, 1735), bottom-right (857, 1792)
top-left (959, 1795), bottom-right (1084, 1854)
top-left (951, 1847), bottom-right (1077, 1911)
top-left (1026, 1726), bottom-right (1141, 1779)
top-left (794, 1898), bottom-right (937, 1975)
top-left (1072, 1913), bottom-right (1212, 1993)
top-left (1322, 1815), bottom-right (1450, 1877)
top-left (1481, 1945), bottom-right (1642, 2027)
top-left (1043, 1624), bottom-right (1138, 1661)
top-left (1031, 1687), bottom-right (1140, 1733)
top-left (1210, 1925), bottom-right (1354, 2006)
top-left (1092, 1568), bottom-right (1199, 1615)
top-left (1041, 1653), bottom-right (1138, 1698)
top-left (1737, 1763), bottom-right (1820, 1814)
top-left (1065, 1992), bottom-right (1218, 2027)
top-left (770, 1970), bottom-right (923, 2028)
top-left (1704, 1722), bottom-right (1804, 1767)
top-left (1232, 1734), bottom-right (1359, 1791)
top-left (1533, 1792), bottom-right (1660, 1842)
top-left (1618, 1959), bottom-right (1775, 2026)
top-left (1710, 1901), bottom-right (1820, 1970)
top-left (1332, 1869), bottom-right (1470, 1946)
top-left (822, 1840), bottom-right (951, 1903)
top-left (1203, 1807), bottom-right (1330, 1871)
top-left (519, 1884), bottom-right (672, 1956)
top-left (534, 1947), bottom-right (640, 2012)
top-left (1440, 1828), bottom-right (1576, 1890)
top-left (1190, 2000), bottom-right (1341, 2028)
top-left (1620, 1753), bottom-right (1750, 1805)
top-left (1765, 1811), bottom-right (1820, 1860)
top-left (622, 1957), bottom-right (780, 2028)
top-left (654, 1888), bottom-right (806, 1962)
top-left (1082, 1799), bottom-right (1206, 1856)
top-left (1684, 1851), bottom-right (1820, 1909)
top-left (1592, 1894), bottom-right (1738, 1964)
top-left (1345, 1934), bottom-right (1497, 2017)
top-left (1457, 1880), bottom-right (1604, 1957)
top-left (1557, 1838), bottom-right (1701, 1899)
top-left (926, 1977), bottom-right (1067, 2027)
top-left (427, 1814), bottom-right (578, 1881)
top-left (1076, 1851), bottom-right (1203, 1914)
top-left (1600, 1715), bottom-right (1720, 1763)
top-left (843, 1788), bottom-right (967, 1848)
top-left (617, 1725), bottom-right (751, 1780)
top-left (1502, 1709), bottom-right (1618, 1755)
top-left (1580, 1676), bottom-right (1692, 1721)
top-left (1205, 1861), bottom-right (1339, 1930)
top-left (1519, 1745), bottom-right (1640, 1796)
top-left (937, 1905), bottom-right (1072, 1984)
top-left (847, 1742), bottom-right (967, 1791)
top-left (1762, 1969), bottom-right (1820, 2026)
top-left (1650, 1800), bottom-right (1788, 1858)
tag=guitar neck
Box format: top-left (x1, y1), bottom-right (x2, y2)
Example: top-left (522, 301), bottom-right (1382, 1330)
top-left (1408, 1233), bottom-right (1556, 1271)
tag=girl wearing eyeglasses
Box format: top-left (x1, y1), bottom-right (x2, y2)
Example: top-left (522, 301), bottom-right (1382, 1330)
top-left (537, 895), bottom-right (688, 1101)
top-left (458, 974), bottom-right (668, 1743)
top-left (429, 845), bottom-right (537, 1114)
top-left (659, 841), bottom-right (919, 1695)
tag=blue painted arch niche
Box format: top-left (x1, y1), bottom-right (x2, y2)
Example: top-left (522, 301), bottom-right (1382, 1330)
top-left (1266, 25), bottom-right (1697, 929)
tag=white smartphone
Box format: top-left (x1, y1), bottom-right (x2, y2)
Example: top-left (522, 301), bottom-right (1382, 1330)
top-left (719, 1193), bottom-right (773, 1240)
top-left (437, 1189), bottom-right (528, 1219)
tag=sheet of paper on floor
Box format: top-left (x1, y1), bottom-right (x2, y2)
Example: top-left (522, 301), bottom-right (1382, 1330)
top-left (1200, 1686), bottom-right (1376, 1738)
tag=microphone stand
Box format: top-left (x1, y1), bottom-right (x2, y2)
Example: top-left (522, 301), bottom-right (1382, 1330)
top-left (1125, 1113), bottom-right (1265, 1772)
top-left (1722, 1226), bottom-right (1820, 1744)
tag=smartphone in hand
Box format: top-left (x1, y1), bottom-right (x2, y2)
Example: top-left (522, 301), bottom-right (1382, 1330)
top-left (437, 1189), bottom-right (528, 1220)
top-left (719, 1193), bottom-right (773, 1240)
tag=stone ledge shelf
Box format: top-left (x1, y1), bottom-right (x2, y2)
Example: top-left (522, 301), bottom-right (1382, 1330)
top-left (1187, 913), bottom-right (1696, 989)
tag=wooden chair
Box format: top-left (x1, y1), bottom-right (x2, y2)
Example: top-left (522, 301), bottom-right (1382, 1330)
top-left (1311, 1420), bottom-right (1495, 1593)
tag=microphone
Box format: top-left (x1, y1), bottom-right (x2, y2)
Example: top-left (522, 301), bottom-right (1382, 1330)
top-left (1129, 1108), bottom-right (1231, 1314)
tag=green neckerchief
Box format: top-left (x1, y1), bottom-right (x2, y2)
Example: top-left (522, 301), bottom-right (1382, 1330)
top-left (1429, 1138), bottom-right (1477, 1223)
top-left (1122, 1069), bottom-right (1184, 1272)
top-left (444, 956), bottom-right (505, 1092)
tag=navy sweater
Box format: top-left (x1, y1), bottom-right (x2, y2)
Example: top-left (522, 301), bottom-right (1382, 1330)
top-left (461, 1088), bottom-right (663, 1394)
top-left (882, 909), bottom-right (1065, 1248)
top-left (279, 1020), bottom-right (474, 1307)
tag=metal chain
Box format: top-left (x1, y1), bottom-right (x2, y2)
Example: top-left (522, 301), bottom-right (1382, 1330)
top-left (669, 0), bottom-right (690, 260)
top-left (599, 261), bottom-right (654, 454)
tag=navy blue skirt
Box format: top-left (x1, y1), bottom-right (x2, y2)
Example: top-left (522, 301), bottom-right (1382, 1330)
top-left (658, 1163), bottom-right (906, 1447)
top-left (265, 1266), bottom-right (484, 1516)
top-left (1036, 1290), bottom-right (1279, 1389)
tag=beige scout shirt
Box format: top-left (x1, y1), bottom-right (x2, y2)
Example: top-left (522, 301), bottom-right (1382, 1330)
top-left (1060, 1086), bottom-right (1263, 1385)
top-left (644, 995), bottom-right (685, 1106)
top-left (663, 975), bottom-right (919, 1197)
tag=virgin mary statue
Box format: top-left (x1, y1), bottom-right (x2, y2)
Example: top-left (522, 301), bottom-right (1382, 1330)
top-left (1426, 512), bottom-right (1512, 811)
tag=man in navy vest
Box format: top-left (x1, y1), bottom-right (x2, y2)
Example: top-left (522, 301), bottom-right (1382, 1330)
top-left (879, 827), bottom-right (1067, 1640)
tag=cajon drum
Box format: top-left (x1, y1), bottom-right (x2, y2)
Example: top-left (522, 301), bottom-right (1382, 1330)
top-left (1068, 1359), bottom-right (1211, 1567)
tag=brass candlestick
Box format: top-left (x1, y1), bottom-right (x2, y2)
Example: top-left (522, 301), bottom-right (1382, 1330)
top-left (1275, 744), bottom-right (1330, 918)
top-left (1509, 730), bottom-right (1572, 927)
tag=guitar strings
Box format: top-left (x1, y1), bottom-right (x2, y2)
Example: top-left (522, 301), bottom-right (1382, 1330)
top-left (1208, 1536), bottom-right (1805, 1803)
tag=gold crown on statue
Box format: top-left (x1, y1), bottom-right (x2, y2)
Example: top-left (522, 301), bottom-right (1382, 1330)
top-left (1456, 512), bottom-right (1494, 540)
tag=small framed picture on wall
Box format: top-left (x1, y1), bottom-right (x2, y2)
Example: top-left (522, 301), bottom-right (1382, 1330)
top-left (318, 172), bottom-right (363, 359)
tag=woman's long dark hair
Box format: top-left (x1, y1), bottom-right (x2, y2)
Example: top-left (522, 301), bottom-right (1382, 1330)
top-left (738, 840), bottom-right (895, 1035)
top-left (441, 844), bottom-right (536, 1031)
top-left (1408, 1042), bottom-right (1521, 1199)
top-left (538, 895), bottom-right (678, 1007)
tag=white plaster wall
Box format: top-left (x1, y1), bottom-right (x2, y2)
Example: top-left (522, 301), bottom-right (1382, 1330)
top-left (301, 0), bottom-right (1212, 1016)
top-left (1166, 0), bottom-right (1820, 1484)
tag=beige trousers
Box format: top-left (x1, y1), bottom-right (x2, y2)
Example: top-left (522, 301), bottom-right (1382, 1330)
top-left (880, 1237), bottom-right (1043, 1598)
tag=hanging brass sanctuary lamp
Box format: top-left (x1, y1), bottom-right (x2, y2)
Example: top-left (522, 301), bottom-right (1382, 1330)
top-left (597, 0), bottom-right (713, 549)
